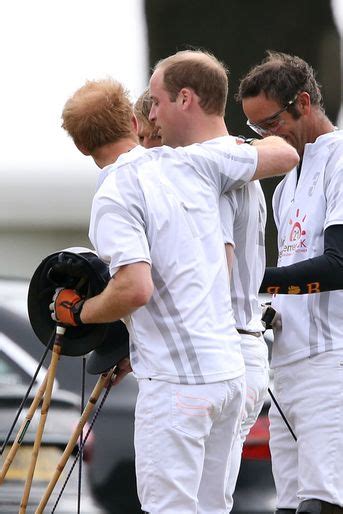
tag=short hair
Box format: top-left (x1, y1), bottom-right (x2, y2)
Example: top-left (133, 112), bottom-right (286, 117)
top-left (134, 87), bottom-right (152, 124)
top-left (134, 87), bottom-right (158, 137)
top-left (61, 78), bottom-right (134, 152)
top-left (236, 51), bottom-right (323, 110)
top-left (153, 50), bottom-right (229, 116)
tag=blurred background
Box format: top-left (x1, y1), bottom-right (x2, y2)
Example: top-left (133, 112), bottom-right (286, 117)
top-left (0, 3), bottom-right (341, 512)
top-left (0, 0), bottom-right (342, 278)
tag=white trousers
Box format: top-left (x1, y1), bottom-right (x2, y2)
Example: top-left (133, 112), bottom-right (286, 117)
top-left (269, 349), bottom-right (343, 509)
top-left (226, 334), bottom-right (270, 511)
top-left (134, 376), bottom-right (245, 514)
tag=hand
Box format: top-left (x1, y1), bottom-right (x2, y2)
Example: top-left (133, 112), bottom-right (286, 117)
top-left (235, 136), bottom-right (246, 145)
top-left (50, 288), bottom-right (85, 326)
top-left (261, 303), bottom-right (282, 330)
top-left (236, 136), bottom-right (257, 145)
top-left (110, 357), bottom-right (132, 387)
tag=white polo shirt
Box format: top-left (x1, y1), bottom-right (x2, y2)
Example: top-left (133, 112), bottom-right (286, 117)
top-left (89, 137), bottom-right (257, 384)
top-left (271, 130), bottom-right (343, 367)
top-left (220, 181), bottom-right (266, 332)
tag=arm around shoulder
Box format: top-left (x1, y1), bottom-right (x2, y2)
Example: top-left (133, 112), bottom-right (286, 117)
top-left (251, 136), bottom-right (299, 181)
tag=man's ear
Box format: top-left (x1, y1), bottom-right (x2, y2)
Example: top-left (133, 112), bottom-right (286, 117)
top-left (298, 91), bottom-right (311, 115)
top-left (177, 88), bottom-right (193, 110)
top-left (131, 114), bottom-right (138, 133)
top-left (75, 142), bottom-right (90, 156)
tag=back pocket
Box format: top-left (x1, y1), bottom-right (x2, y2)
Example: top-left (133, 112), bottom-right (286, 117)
top-left (171, 385), bottom-right (215, 439)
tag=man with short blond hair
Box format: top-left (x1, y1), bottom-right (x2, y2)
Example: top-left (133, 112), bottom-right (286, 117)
top-left (149, 49), bottom-right (270, 513)
top-left (154, 49), bottom-right (228, 116)
top-left (149, 50), bottom-right (229, 148)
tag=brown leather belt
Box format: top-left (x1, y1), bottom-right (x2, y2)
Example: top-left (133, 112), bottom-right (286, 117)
top-left (237, 329), bottom-right (262, 338)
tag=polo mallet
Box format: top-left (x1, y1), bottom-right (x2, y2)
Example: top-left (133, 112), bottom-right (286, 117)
top-left (0, 247), bottom-right (129, 512)
top-left (52, 374), bottom-right (113, 513)
top-left (0, 332), bottom-right (53, 457)
top-left (0, 248), bottom-right (129, 510)
top-left (0, 370), bottom-right (49, 483)
top-left (35, 366), bottom-right (117, 513)
top-left (19, 324), bottom-right (65, 514)
top-left (268, 387), bottom-right (297, 442)
top-left (35, 321), bottom-right (130, 512)
top-left (15, 246), bottom-right (118, 498)
top-left (76, 356), bottom-right (87, 514)
top-left (50, 330), bottom-right (133, 512)
top-left (262, 304), bottom-right (297, 442)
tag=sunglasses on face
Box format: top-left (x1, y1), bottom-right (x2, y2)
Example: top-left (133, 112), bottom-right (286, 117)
top-left (246, 95), bottom-right (298, 136)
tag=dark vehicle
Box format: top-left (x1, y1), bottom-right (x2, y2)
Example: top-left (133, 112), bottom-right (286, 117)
top-left (0, 279), bottom-right (103, 514)
top-left (0, 279), bottom-right (276, 513)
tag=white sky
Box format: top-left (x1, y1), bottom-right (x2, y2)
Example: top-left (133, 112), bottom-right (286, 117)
top-left (0, 0), bottom-right (148, 178)
top-left (0, 1), bottom-right (341, 180)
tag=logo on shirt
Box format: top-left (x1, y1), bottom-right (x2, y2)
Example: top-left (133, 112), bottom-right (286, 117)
top-left (279, 209), bottom-right (307, 258)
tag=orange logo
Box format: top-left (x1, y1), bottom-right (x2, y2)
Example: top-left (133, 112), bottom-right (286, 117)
top-left (280, 209), bottom-right (307, 258)
top-left (288, 285), bottom-right (301, 294)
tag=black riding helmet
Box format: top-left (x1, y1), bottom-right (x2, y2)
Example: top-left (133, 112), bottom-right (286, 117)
top-left (28, 247), bottom-right (129, 363)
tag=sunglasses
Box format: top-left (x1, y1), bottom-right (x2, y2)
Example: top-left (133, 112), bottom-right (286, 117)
top-left (246, 95), bottom-right (298, 136)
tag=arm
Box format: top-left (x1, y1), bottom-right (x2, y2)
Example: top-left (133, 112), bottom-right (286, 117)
top-left (219, 193), bottom-right (235, 275)
top-left (219, 193), bottom-right (235, 276)
top-left (250, 136), bottom-right (299, 181)
top-left (81, 262), bottom-right (154, 323)
top-left (186, 135), bottom-right (298, 195)
top-left (259, 225), bottom-right (343, 294)
top-left (225, 243), bottom-right (234, 276)
top-left (85, 174), bottom-right (153, 322)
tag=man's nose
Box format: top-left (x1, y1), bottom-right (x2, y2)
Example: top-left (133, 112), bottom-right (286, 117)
top-left (149, 106), bottom-right (155, 121)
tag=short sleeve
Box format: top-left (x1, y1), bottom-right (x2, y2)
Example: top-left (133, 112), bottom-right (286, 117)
top-left (219, 193), bottom-right (236, 245)
top-left (89, 178), bottom-right (151, 276)
top-left (180, 136), bottom-right (258, 195)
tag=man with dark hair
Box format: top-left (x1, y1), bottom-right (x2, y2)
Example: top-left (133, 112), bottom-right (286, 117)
top-left (54, 74), bottom-right (298, 513)
top-left (237, 51), bottom-right (343, 514)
